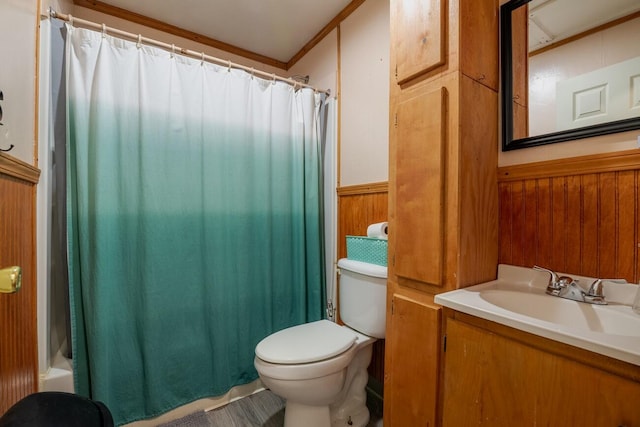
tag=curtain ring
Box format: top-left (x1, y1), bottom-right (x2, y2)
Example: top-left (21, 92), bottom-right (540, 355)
top-left (227, 60), bottom-right (231, 72)
top-left (68, 14), bottom-right (74, 26)
top-left (136, 34), bottom-right (142, 49)
top-left (271, 73), bottom-right (276, 85)
top-left (171, 44), bottom-right (175, 58)
top-left (250, 67), bottom-right (254, 79)
top-left (201, 52), bottom-right (205, 66)
top-left (101, 23), bottom-right (107, 38)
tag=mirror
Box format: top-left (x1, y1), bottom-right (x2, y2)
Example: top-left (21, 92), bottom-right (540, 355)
top-left (501, 0), bottom-right (640, 151)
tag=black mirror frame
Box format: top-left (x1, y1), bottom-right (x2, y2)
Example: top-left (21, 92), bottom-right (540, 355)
top-left (500, 0), bottom-right (640, 151)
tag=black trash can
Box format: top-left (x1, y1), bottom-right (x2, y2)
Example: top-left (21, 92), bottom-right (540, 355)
top-left (0, 392), bottom-right (114, 427)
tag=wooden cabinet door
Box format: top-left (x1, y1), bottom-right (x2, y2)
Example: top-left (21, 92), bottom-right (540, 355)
top-left (385, 295), bottom-right (441, 426)
top-left (443, 317), bottom-right (640, 426)
top-left (442, 318), bottom-right (538, 425)
top-left (392, 0), bottom-right (446, 85)
top-left (0, 167), bottom-right (39, 414)
top-left (394, 86), bottom-right (446, 287)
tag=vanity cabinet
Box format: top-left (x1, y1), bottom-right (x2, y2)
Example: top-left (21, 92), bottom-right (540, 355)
top-left (442, 309), bottom-right (640, 426)
top-left (385, 0), bottom-right (499, 425)
top-left (385, 295), bottom-right (441, 426)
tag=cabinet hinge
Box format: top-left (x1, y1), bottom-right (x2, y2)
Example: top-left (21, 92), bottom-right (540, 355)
top-left (391, 299), bottom-right (394, 315)
top-left (394, 113), bottom-right (398, 128)
top-left (395, 64), bottom-right (398, 79)
top-left (443, 335), bottom-right (447, 352)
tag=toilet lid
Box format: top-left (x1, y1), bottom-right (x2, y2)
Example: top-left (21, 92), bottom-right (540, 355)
top-left (255, 320), bottom-right (357, 364)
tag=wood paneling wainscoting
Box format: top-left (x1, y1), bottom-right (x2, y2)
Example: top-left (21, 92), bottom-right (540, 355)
top-left (498, 149), bottom-right (640, 283)
top-left (0, 153), bottom-right (40, 414)
top-left (337, 181), bottom-right (388, 383)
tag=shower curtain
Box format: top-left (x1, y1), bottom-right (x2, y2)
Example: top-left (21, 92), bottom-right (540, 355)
top-left (65, 24), bottom-right (326, 425)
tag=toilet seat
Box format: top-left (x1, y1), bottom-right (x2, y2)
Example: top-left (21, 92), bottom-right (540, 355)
top-left (255, 320), bottom-right (356, 364)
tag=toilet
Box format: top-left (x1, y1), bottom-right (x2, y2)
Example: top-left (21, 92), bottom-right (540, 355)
top-left (254, 258), bottom-right (387, 427)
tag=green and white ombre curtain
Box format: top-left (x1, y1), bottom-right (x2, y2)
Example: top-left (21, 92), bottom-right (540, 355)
top-left (65, 24), bottom-right (326, 425)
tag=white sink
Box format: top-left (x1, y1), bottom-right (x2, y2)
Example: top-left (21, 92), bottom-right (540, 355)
top-left (480, 288), bottom-right (640, 337)
top-left (435, 265), bottom-right (640, 365)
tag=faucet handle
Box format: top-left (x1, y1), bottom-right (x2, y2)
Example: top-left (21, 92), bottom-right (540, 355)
top-left (533, 265), bottom-right (559, 283)
top-left (587, 279), bottom-right (604, 297)
top-left (584, 278), bottom-right (609, 305)
top-left (532, 265), bottom-right (572, 290)
top-left (600, 278), bottom-right (627, 284)
top-left (586, 278), bottom-right (626, 297)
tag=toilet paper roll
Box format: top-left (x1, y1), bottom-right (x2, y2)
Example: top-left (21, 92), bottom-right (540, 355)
top-left (367, 222), bottom-right (388, 240)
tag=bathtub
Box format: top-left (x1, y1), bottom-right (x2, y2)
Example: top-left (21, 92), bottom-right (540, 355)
top-left (39, 351), bottom-right (74, 393)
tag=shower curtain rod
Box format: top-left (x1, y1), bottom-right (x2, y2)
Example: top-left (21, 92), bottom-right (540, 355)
top-left (49, 9), bottom-right (330, 96)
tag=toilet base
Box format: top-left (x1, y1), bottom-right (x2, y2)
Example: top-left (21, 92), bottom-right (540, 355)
top-left (330, 342), bottom-right (372, 427)
top-left (284, 402), bottom-right (330, 427)
top-left (277, 342), bottom-right (373, 427)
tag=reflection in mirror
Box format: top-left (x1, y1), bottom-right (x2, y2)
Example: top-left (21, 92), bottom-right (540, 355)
top-left (501, 0), bottom-right (640, 151)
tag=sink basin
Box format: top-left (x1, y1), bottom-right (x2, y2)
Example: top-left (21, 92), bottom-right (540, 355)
top-left (434, 265), bottom-right (640, 366)
top-left (479, 288), bottom-right (640, 337)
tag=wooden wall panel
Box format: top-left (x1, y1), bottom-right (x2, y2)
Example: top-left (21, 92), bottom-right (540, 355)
top-left (498, 183), bottom-right (512, 263)
top-left (582, 174), bottom-right (599, 278)
top-left (536, 178), bottom-right (552, 269)
top-left (337, 183), bottom-right (388, 383)
top-left (618, 171), bottom-right (636, 281)
top-left (522, 180), bottom-right (537, 268)
top-left (550, 178), bottom-right (567, 270)
top-left (566, 175), bottom-right (582, 274)
top-left (599, 173), bottom-right (617, 279)
top-left (498, 151), bottom-right (640, 283)
top-left (337, 184), bottom-right (388, 260)
top-left (0, 164), bottom-right (39, 414)
top-left (510, 181), bottom-right (525, 266)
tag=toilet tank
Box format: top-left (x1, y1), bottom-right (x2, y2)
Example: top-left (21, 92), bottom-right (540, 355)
top-left (337, 258), bottom-right (387, 338)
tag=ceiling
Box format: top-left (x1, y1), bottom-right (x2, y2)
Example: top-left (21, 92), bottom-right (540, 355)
top-left (73, 1), bottom-right (640, 65)
top-left (76, 0), bottom-right (355, 68)
top-left (528, 0), bottom-right (640, 51)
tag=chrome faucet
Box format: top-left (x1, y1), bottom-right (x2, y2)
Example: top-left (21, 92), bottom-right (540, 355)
top-left (533, 266), bottom-right (607, 305)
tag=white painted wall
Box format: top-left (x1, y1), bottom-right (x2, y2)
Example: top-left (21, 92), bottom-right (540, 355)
top-left (288, 29), bottom-right (338, 97)
top-left (339, 0), bottom-right (390, 186)
top-left (43, 0), bottom-right (75, 13)
top-left (289, 0), bottom-right (390, 187)
top-left (0, 0), bottom-right (38, 164)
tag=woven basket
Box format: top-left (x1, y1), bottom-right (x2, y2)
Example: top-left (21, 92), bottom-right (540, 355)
top-left (346, 236), bottom-right (388, 266)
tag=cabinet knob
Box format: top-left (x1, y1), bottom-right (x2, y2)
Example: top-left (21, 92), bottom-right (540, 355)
top-left (0, 266), bottom-right (22, 293)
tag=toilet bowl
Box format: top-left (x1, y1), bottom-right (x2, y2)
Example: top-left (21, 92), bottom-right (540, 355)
top-left (254, 259), bottom-right (386, 427)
